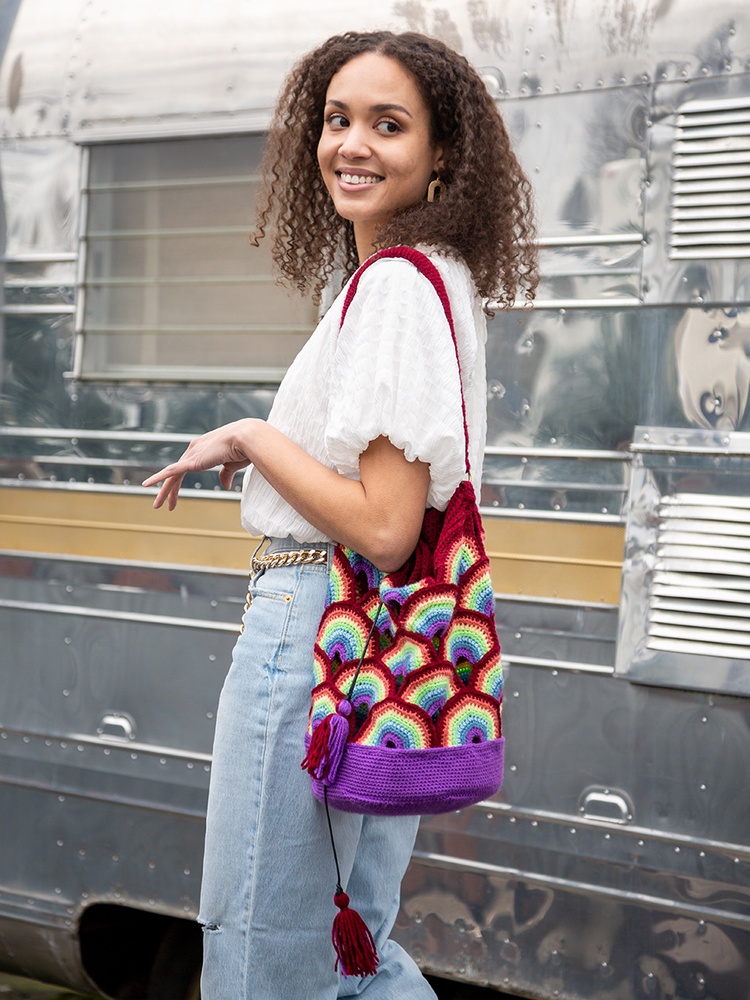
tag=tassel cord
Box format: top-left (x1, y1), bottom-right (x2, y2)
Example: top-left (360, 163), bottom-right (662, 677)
top-left (344, 599), bottom-right (385, 703)
top-left (324, 784), bottom-right (343, 893)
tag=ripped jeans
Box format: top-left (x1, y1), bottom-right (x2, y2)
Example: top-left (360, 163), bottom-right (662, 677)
top-left (198, 538), bottom-right (437, 1000)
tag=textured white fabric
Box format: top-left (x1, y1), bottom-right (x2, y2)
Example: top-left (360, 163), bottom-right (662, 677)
top-left (240, 250), bottom-right (488, 543)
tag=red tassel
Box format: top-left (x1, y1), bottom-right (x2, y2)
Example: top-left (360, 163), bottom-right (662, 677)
top-left (332, 890), bottom-right (378, 978)
top-left (302, 701), bottom-right (351, 783)
top-left (302, 713), bottom-right (333, 775)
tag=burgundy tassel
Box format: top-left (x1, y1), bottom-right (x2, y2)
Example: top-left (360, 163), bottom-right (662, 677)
top-left (302, 700), bottom-right (351, 784)
top-left (332, 890), bottom-right (378, 977)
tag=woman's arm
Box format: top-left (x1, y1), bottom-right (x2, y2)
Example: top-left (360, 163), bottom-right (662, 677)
top-left (142, 419), bottom-right (429, 572)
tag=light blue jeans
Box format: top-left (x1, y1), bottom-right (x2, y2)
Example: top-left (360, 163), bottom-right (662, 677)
top-left (198, 538), bottom-right (437, 1000)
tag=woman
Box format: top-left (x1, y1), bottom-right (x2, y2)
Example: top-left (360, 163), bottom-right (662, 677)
top-left (143, 29), bottom-right (536, 1000)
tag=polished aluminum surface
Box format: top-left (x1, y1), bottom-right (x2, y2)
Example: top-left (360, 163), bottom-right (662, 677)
top-left (1, 1), bottom-right (750, 998)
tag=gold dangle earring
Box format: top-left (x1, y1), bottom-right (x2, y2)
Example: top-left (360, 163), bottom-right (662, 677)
top-left (427, 176), bottom-right (444, 203)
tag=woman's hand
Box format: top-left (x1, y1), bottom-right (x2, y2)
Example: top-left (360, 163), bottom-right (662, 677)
top-left (141, 419), bottom-right (256, 510)
top-left (143, 419), bottom-right (429, 572)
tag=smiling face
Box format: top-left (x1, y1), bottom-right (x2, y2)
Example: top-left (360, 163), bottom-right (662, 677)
top-left (317, 51), bottom-right (443, 262)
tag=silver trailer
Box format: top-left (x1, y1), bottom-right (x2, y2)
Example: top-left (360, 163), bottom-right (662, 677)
top-left (1, 1), bottom-right (749, 997)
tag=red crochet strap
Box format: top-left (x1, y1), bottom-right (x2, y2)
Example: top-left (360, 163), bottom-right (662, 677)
top-left (339, 246), bottom-right (471, 476)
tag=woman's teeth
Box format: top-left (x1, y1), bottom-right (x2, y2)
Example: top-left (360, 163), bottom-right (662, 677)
top-left (340, 173), bottom-right (382, 185)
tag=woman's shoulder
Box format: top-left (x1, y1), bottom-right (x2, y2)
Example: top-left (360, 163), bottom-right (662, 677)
top-left (353, 245), bottom-right (478, 304)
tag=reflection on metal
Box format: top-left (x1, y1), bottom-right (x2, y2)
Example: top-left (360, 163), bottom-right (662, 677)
top-left (674, 306), bottom-right (750, 429)
top-left (671, 98), bottom-right (750, 259)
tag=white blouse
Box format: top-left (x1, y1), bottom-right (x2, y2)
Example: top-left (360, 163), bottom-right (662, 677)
top-left (240, 250), bottom-right (488, 543)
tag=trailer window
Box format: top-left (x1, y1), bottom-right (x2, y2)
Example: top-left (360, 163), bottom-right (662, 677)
top-left (77, 135), bottom-right (318, 382)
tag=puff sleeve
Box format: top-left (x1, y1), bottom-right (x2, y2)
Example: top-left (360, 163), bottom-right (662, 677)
top-left (325, 256), bottom-right (473, 511)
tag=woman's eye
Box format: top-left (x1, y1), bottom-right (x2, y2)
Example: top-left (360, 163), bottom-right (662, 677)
top-left (326, 113), bottom-right (349, 129)
top-left (376, 119), bottom-right (401, 135)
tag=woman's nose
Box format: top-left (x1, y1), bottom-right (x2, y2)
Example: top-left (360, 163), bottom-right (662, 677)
top-left (338, 125), bottom-right (371, 159)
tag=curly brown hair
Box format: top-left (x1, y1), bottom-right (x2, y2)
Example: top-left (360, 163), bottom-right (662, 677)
top-left (252, 31), bottom-right (537, 305)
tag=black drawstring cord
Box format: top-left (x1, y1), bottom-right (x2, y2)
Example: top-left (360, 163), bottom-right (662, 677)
top-left (325, 599), bottom-right (384, 890)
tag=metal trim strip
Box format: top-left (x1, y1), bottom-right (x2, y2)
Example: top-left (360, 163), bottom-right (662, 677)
top-left (0, 724), bottom-right (212, 763)
top-left (410, 852), bottom-right (750, 930)
top-left (503, 654), bottom-right (615, 675)
top-left (0, 597), bottom-right (240, 632)
top-left (0, 546), bottom-right (249, 576)
top-left (0, 771), bottom-right (207, 820)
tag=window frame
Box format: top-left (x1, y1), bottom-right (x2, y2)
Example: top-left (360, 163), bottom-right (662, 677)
top-left (72, 133), bottom-right (319, 384)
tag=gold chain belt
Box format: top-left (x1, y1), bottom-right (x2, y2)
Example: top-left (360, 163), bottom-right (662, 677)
top-left (251, 547), bottom-right (328, 573)
top-left (240, 546), bottom-right (328, 632)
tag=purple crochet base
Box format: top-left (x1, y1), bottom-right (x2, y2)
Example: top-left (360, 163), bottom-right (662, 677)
top-left (305, 736), bottom-right (505, 816)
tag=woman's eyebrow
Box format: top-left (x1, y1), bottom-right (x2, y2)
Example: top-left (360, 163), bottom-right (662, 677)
top-left (324, 98), bottom-right (413, 118)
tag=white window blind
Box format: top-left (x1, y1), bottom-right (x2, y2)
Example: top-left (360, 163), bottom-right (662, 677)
top-left (79, 135), bottom-right (318, 381)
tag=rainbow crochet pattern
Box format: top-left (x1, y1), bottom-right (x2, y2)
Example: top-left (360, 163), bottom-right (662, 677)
top-left (334, 661), bottom-right (396, 719)
top-left (380, 632), bottom-right (435, 682)
top-left (317, 604), bottom-right (379, 665)
top-left (436, 691), bottom-right (502, 746)
top-left (302, 246), bottom-right (504, 820)
top-left (400, 664), bottom-right (462, 719)
top-left (355, 699), bottom-right (435, 749)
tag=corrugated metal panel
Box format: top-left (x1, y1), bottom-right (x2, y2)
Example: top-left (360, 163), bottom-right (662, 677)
top-left (670, 98), bottom-right (750, 259)
top-left (649, 492), bottom-right (750, 659)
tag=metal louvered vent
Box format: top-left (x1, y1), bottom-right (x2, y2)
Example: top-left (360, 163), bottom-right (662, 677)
top-left (648, 493), bottom-right (750, 660)
top-left (670, 98), bottom-right (750, 259)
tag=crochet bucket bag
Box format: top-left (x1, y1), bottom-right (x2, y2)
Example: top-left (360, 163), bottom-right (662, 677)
top-left (301, 247), bottom-right (505, 975)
